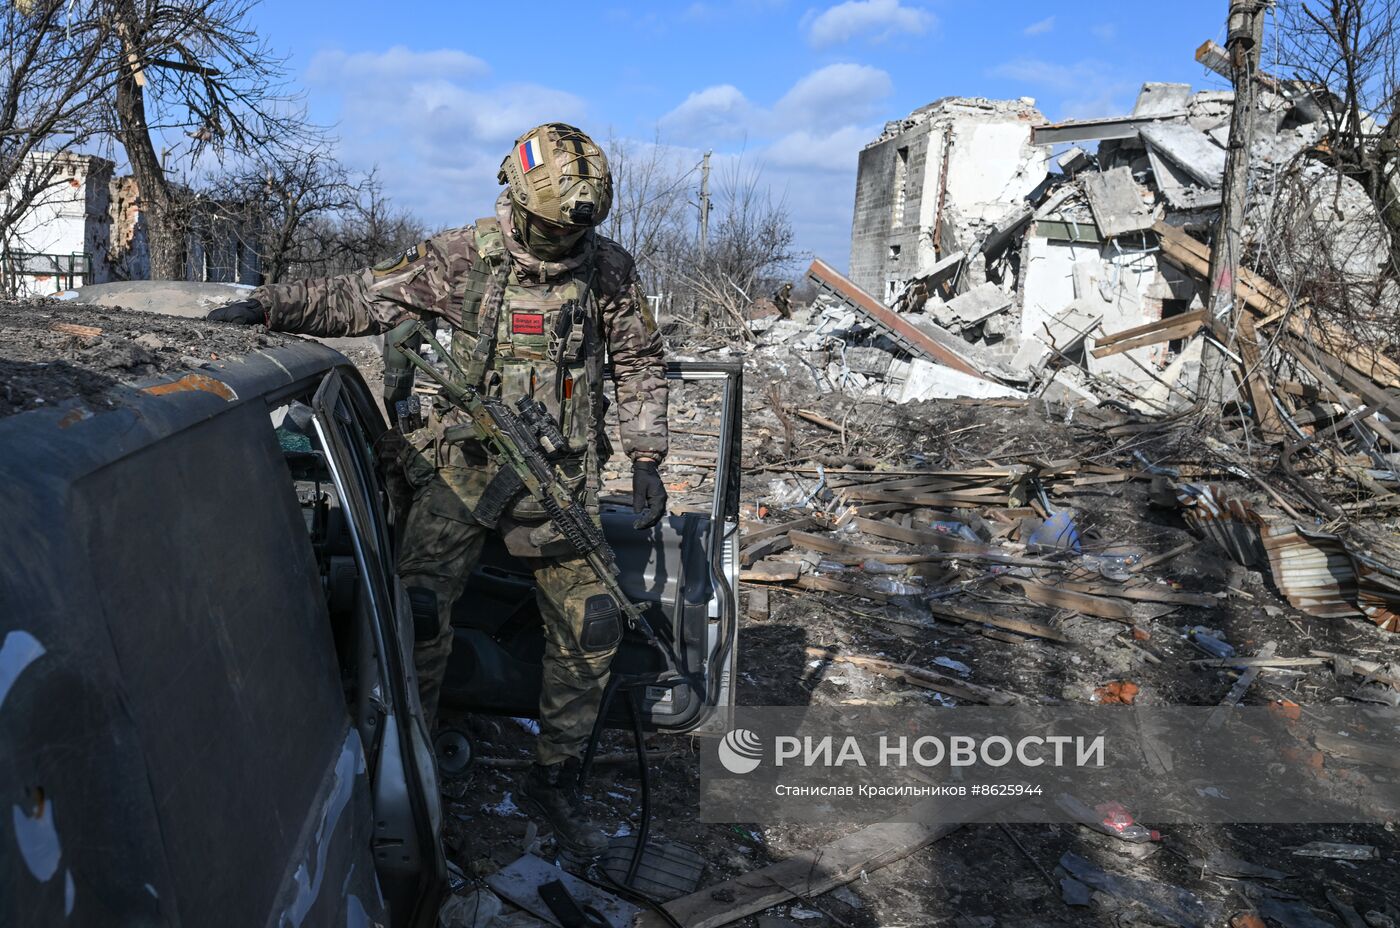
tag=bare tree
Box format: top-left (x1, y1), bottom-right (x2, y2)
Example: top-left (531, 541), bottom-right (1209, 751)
top-left (667, 159), bottom-right (797, 342)
top-left (203, 151), bottom-right (363, 283)
top-left (1273, 0), bottom-right (1400, 270)
top-left (600, 137), bottom-right (797, 343)
top-left (203, 159), bottom-right (428, 284)
top-left (602, 133), bottom-right (695, 292)
top-left (104, 0), bottom-right (321, 279)
top-left (0, 1), bottom-right (114, 253)
top-left (317, 175), bottom-right (428, 276)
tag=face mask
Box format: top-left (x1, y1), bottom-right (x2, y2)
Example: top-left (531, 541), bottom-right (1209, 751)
top-left (514, 203), bottom-right (586, 260)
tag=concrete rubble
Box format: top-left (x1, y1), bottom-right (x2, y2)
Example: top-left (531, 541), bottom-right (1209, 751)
top-left (754, 67), bottom-right (1394, 420)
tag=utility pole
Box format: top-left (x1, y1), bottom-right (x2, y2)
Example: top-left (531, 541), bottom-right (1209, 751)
top-left (1197, 0), bottom-right (1267, 404)
top-left (698, 150), bottom-right (711, 258)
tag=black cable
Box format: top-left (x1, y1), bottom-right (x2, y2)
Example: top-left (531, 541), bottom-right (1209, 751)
top-left (578, 865), bottom-right (684, 928)
top-left (625, 686), bottom-right (650, 887)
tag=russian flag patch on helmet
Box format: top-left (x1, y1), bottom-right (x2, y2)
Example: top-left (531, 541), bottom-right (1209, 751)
top-left (518, 137), bottom-right (543, 173)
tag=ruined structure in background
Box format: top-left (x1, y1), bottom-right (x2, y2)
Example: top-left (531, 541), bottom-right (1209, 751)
top-left (849, 97), bottom-right (1049, 307)
top-left (1, 150), bottom-right (260, 296)
top-left (761, 60), bottom-right (1395, 415)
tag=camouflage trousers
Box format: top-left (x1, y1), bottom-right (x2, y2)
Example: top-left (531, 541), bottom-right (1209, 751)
top-left (396, 462), bottom-right (618, 767)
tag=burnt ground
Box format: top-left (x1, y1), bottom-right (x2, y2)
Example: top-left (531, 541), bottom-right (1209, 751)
top-left (443, 350), bottom-right (1400, 928)
top-left (8, 297), bottom-right (1399, 926)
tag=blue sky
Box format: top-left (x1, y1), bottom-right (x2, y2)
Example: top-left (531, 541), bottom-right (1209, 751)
top-left (247, 0), bottom-right (1233, 267)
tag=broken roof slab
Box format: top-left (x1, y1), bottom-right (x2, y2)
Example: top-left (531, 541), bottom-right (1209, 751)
top-left (1032, 112), bottom-right (1187, 145)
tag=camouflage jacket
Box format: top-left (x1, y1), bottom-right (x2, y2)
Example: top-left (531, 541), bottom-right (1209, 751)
top-left (254, 195), bottom-right (668, 463)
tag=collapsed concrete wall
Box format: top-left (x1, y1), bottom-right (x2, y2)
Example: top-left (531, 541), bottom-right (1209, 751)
top-left (849, 97), bottom-right (1049, 305)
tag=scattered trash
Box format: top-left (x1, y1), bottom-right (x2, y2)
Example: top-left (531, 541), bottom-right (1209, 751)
top-left (1095, 681), bottom-right (1140, 705)
top-left (1027, 511), bottom-right (1082, 554)
top-left (1291, 842), bottom-right (1380, 861)
top-left (488, 854), bottom-right (639, 928)
top-left (1186, 627), bottom-right (1236, 660)
top-left (438, 888), bottom-right (503, 928)
top-left (479, 792), bottom-right (524, 818)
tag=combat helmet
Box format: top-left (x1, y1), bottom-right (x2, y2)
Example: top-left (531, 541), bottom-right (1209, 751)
top-left (498, 123), bottom-right (613, 230)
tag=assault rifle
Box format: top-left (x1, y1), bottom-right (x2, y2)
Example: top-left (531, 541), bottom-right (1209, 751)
top-left (385, 322), bottom-right (680, 670)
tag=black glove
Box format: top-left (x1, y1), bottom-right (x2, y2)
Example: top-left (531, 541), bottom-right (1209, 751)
top-left (206, 297), bottom-right (265, 325)
top-left (631, 460), bottom-right (667, 530)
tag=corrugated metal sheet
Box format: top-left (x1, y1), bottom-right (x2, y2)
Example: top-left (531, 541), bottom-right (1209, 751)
top-left (1174, 481), bottom-right (1400, 633)
top-left (1354, 554), bottom-right (1400, 632)
top-left (1175, 483), bottom-right (1268, 567)
top-left (1262, 525), bottom-right (1361, 619)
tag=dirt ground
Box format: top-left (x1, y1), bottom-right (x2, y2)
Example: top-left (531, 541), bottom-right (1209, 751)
top-left (443, 349), bottom-right (1400, 928)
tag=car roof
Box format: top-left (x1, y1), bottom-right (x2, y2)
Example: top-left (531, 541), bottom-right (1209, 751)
top-left (0, 299), bottom-right (353, 486)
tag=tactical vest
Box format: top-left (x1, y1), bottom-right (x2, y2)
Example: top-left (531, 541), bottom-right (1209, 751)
top-left (447, 218), bottom-right (610, 514)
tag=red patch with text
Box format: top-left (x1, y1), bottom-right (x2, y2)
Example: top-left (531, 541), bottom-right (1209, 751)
top-left (512, 312), bottom-right (545, 335)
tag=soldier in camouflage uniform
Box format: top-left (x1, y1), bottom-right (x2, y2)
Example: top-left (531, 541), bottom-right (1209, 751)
top-left (208, 123), bottom-right (669, 855)
top-left (772, 282), bottom-right (794, 319)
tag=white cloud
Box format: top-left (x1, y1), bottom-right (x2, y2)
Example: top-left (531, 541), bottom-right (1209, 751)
top-left (765, 125), bottom-right (878, 172)
top-left (1023, 16), bottom-right (1055, 36)
top-left (989, 58), bottom-right (1104, 93)
top-left (660, 63), bottom-right (891, 141)
top-left (803, 0), bottom-right (934, 47)
top-left (651, 64), bottom-right (894, 262)
top-left (305, 46), bottom-right (586, 230)
top-left (1092, 23), bottom-right (1117, 41)
top-left (658, 85), bottom-right (757, 142)
top-left (303, 47), bottom-right (876, 267)
top-left (306, 46), bottom-right (488, 83)
top-left (987, 56), bottom-right (1135, 118)
top-left (773, 63), bottom-right (892, 131)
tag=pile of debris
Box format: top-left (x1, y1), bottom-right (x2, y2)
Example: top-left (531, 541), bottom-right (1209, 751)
top-left (749, 47), bottom-right (1395, 428)
top-left (704, 377), bottom-right (1400, 927)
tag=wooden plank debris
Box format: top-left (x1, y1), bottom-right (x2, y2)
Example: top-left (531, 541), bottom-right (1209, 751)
top-left (50, 321), bottom-right (103, 341)
top-left (636, 816), bottom-right (969, 928)
top-left (1091, 310), bottom-right (1207, 358)
top-left (926, 600), bottom-right (1071, 643)
top-left (1155, 221), bottom-right (1400, 388)
top-left (740, 534), bottom-right (793, 568)
top-left (1057, 580), bottom-right (1217, 607)
top-left (805, 648), bottom-right (1017, 705)
top-left (998, 577), bottom-right (1135, 622)
top-left (795, 575), bottom-right (890, 603)
top-left (852, 516), bottom-right (988, 554)
top-left (807, 257), bottom-right (990, 380)
top-left (740, 517), bottom-right (815, 566)
top-left (740, 561), bottom-right (801, 583)
top-left (1234, 312), bottom-right (1286, 438)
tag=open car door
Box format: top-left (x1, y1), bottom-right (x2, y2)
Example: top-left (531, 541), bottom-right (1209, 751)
top-left (310, 369), bottom-right (448, 924)
top-left (442, 360), bottom-right (742, 735)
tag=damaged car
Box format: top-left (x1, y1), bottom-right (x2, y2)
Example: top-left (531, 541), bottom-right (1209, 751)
top-left (0, 289), bottom-right (741, 926)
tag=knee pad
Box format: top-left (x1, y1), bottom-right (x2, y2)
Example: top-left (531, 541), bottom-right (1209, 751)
top-left (579, 594), bottom-right (622, 652)
top-left (406, 586), bottom-right (440, 642)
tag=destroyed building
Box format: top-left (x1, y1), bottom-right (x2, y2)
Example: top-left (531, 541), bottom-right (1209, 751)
top-left (1, 150), bottom-right (261, 296)
top-left (758, 54), bottom-right (1394, 418)
top-left (849, 96), bottom-right (1048, 306)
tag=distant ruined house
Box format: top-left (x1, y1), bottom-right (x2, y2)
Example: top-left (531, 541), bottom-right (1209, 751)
top-left (849, 97), bottom-right (1050, 306)
top-left (1, 150), bottom-right (260, 296)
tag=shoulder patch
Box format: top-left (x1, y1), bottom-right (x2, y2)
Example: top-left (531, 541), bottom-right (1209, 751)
top-left (474, 218), bottom-right (505, 263)
top-left (372, 244), bottom-right (422, 278)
